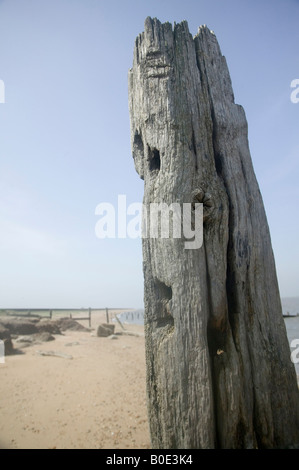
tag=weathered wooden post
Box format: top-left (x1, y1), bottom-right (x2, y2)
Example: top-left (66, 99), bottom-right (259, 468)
top-left (105, 308), bottom-right (109, 323)
top-left (128, 17), bottom-right (299, 448)
top-left (89, 307), bottom-right (91, 328)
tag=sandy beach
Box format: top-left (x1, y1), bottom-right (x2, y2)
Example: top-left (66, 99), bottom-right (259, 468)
top-left (1, 310), bottom-right (298, 450)
top-left (0, 311), bottom-right (150, 449)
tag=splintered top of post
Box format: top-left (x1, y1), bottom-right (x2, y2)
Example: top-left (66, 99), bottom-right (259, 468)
top-left (132, 17), bottom-right (210, 60)
top-left (142, 16), bottom-right (215, 39)
top-left (131, 16), bottom-right (223, 76)
top-left (128, 15), bottom-right (234, 181)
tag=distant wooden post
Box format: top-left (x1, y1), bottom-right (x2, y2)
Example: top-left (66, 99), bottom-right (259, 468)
top-left (50, 310), bottom-right (52, 319)
top-left (106, 308), bottom-right (109, 323)
top-left (89, 307), bottom-right (91, 327)
top-left (115, 314), bottom-right (126, 331)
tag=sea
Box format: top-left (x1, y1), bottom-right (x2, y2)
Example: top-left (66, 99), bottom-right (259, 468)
top-left (118, 298), bottom-right (299, 375)
top-left (282, 298), bottom-right (299, 376)
top-left (117, 309), bottom-right (145, 325)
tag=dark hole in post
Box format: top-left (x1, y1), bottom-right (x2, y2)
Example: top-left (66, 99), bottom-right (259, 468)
top-left (133, 131), bottom-right (144, 156)
top-left (153, 279), bottom-right (174, 329)
top-left (148, 146), bottom-right (161, 172)
top-left (155, 279), bottom-right (172, 302)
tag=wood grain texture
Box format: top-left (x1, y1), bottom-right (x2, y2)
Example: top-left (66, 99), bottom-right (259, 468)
top-left (128, 17), bottom-right (299, 448)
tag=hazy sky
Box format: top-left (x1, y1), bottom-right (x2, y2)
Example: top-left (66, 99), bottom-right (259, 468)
top-left (0, 0), bottom-right (298, 308)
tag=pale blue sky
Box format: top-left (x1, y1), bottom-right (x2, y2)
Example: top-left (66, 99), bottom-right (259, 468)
top-left (0, 0), bottom-right (298, 308)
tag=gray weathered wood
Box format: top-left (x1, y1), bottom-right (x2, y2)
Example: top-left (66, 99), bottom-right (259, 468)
top-left (128, 17), bottom-right (299, 448)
